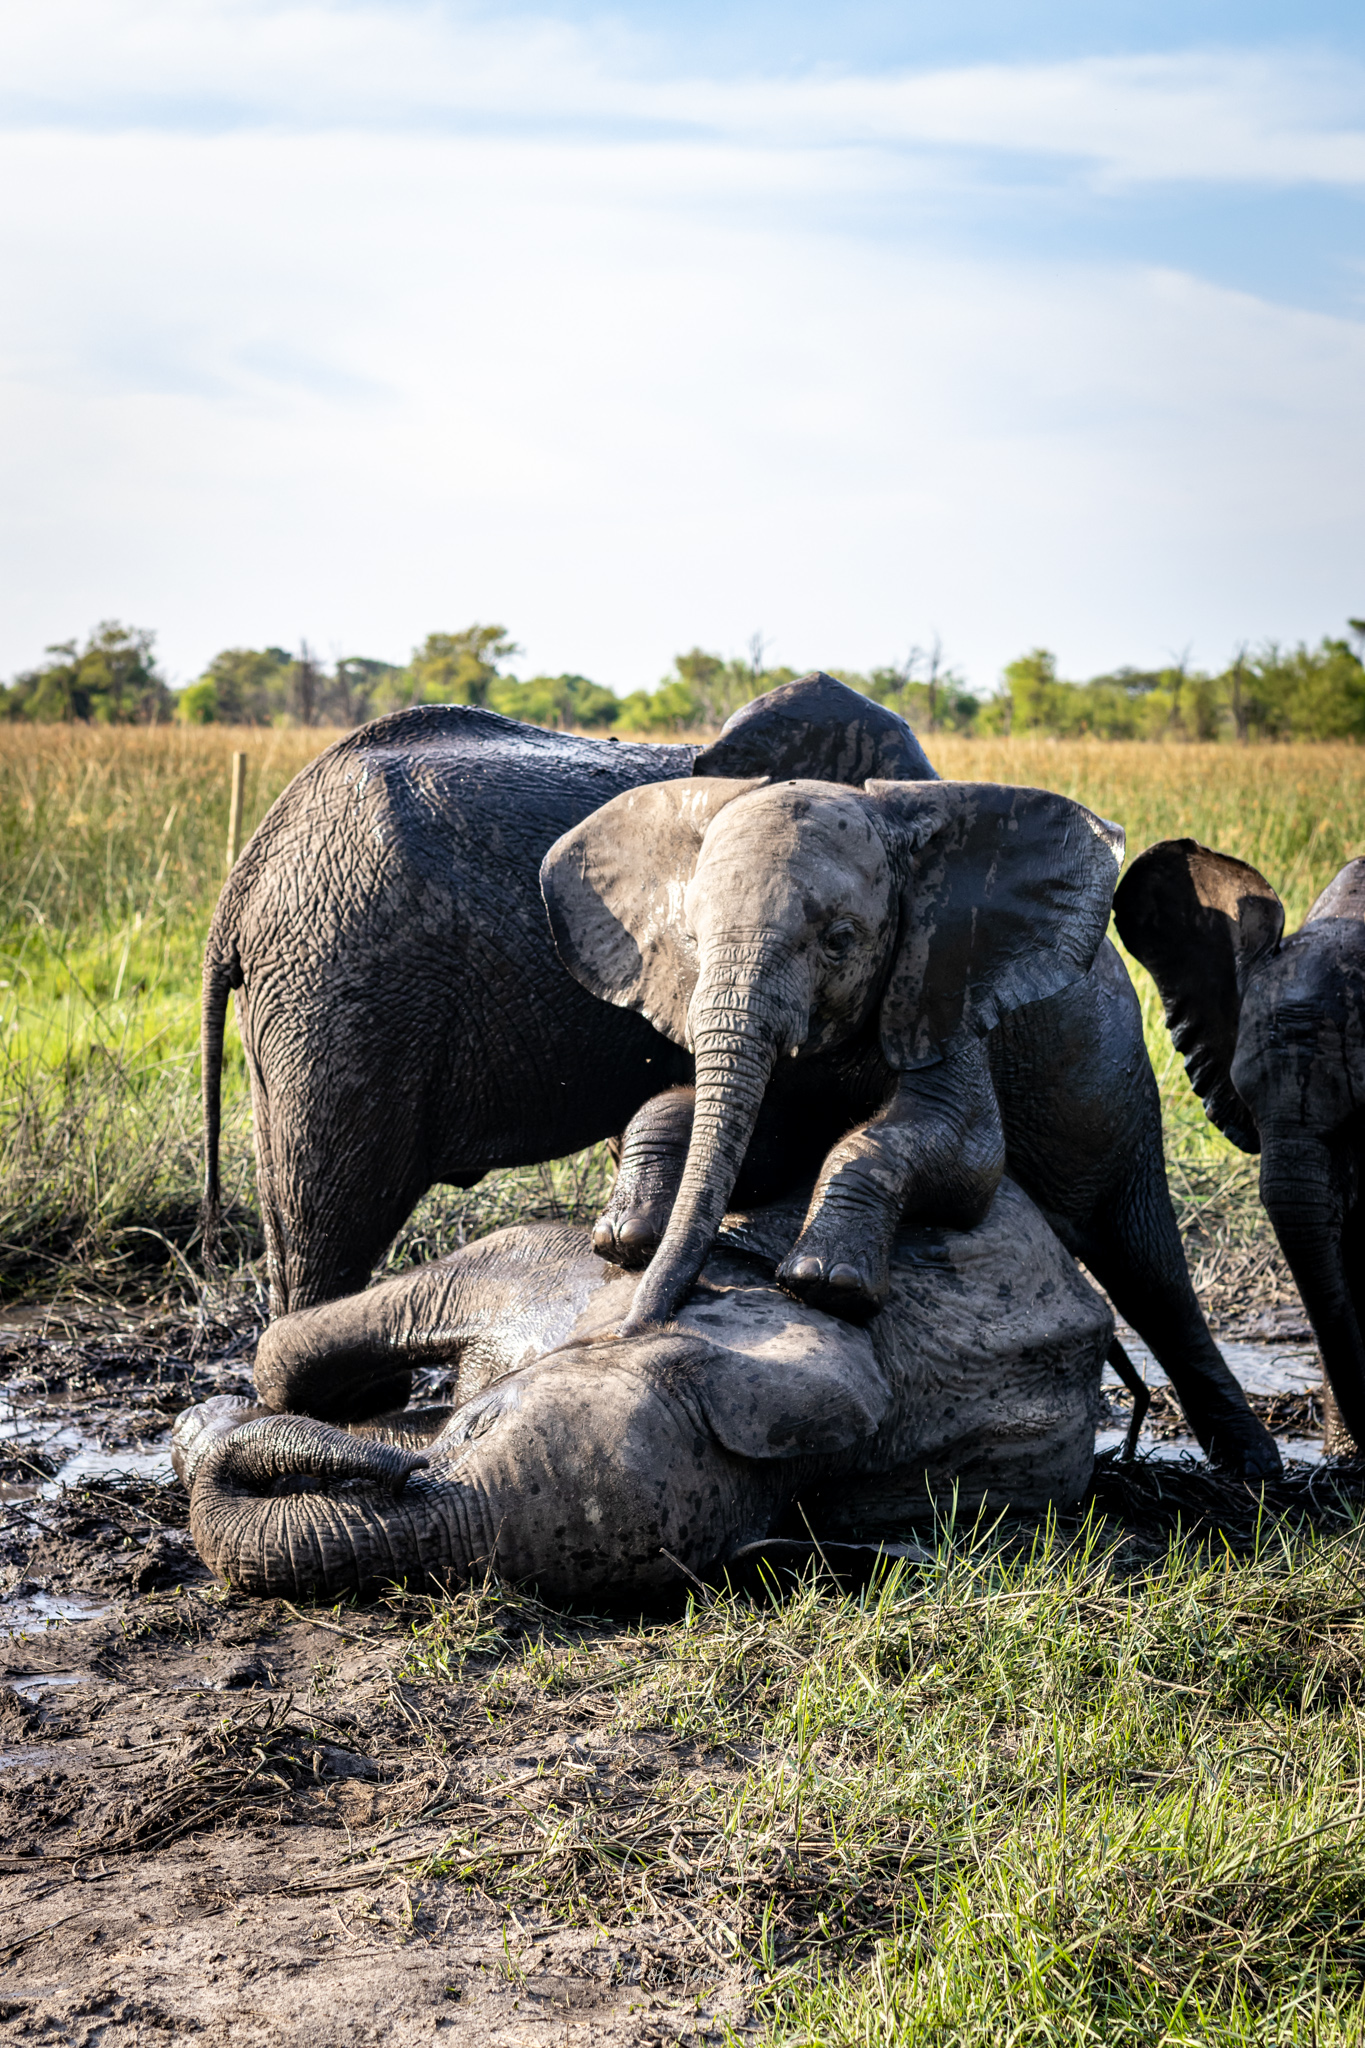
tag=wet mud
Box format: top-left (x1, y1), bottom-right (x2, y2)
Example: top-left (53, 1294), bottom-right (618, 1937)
top-left (0, 1306), bottom-right (746, 2045)
top-left (0, 1282), bottom-right (1357, 2045)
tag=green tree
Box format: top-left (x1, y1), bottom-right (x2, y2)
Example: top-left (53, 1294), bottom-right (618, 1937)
top-left (840, 642), bottom-right (980, 734)
top-left (400, 626), bottom-right (519, 709)
top-left (999, 649), bottom-right (1064, 733)
top-left (329, 656), bottom-right (404, 725)
top-left (487, 673), bottom-right (619, 729)
top-left (177, 678), bottom-right (220, 724)
top-left (4, 622), bottom-right (172, 723)
top-left (1234, 638), bottom-right (1365, 740)
top-left (180, 645), bottom-right (293, 724)
top-left (612, 679), bottom-right (703, 733)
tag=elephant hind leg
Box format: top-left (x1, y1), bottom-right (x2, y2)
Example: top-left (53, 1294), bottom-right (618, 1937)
top-left (1070, 1154), bottom-right (1280, 1479)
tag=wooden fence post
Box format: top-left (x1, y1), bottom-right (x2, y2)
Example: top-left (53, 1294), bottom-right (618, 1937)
top-left (226, 751), bottom-right (247, 871)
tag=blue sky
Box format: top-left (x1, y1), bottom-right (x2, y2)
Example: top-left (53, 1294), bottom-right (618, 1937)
top-left (1, 1), bottom-right (1363, 693)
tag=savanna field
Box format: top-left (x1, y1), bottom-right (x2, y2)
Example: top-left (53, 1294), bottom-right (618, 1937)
top-left (4, 723), bottom-right (1365, 2044)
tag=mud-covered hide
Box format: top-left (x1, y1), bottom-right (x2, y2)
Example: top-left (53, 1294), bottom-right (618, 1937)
top-left (179, 1180), bottom-right (1110, 1606)
top-left (721, 1177), bottom-right (1112, 1533)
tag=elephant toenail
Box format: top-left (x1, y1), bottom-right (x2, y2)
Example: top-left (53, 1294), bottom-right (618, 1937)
top-left (828, 1265), bottom-right (862, 1290)
top-left (791, 1257), bottom-right (823, 1281)
top-left (618, 1216), bottom-right (655, 1247)
top-left (592, 1221), bottom-right (615, 1252)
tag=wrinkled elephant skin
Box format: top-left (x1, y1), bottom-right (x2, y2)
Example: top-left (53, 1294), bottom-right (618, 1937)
top-left (540, 777), bottom-right (1281, 1479)
top-left (175, 1182), bottom-right (1111, 1606)
top-left (200, 677), bottom-right (934, 1315)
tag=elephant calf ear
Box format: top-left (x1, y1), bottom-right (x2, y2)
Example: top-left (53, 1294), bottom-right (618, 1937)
top-left (868, 781), bottom-right (1125, 1068)
top-left (1113, 838), bottom-right (1284, 1154)
top-left (673, 1286), bottom-right (891, 1458)
top-left (540, 778), bottom-right (765, 1046)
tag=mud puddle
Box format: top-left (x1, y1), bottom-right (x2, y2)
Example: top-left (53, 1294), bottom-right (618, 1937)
top-left (1097, 1330), bottom-right (1327, 1466)
top-left (0, 1284), bottom-right (1355, 2045)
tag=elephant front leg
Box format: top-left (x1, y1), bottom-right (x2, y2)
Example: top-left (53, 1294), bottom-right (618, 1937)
top-left (777, 1040), bottom-right (1006, 1319)
top-left (594, 1087), bottom-right (696, 1268)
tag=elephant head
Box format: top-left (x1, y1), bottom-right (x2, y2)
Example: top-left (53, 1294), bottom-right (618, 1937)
top-left (542, 777), bottom-right (1123, 1331)
top-left (177, 1255), bottom-right (894, 1605)
top-left (1115, 842), bottom-right (1365, 1443)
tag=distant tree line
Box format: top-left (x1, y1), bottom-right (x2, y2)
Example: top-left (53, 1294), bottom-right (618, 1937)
top-left (983, 632), bottom-right (1365, 742)
top-left (4, 618), bottom-right (1364, 742)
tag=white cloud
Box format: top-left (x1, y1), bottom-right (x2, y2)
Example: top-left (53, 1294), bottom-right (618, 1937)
top-left (3, 1), bottom-right (1364, 188)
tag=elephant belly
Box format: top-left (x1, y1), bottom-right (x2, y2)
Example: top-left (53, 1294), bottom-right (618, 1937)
top-left (797, 1179), bottom-right (1111, 1537)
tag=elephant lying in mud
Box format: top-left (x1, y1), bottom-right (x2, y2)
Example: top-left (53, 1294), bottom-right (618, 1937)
top-left (201, 674), bottom-right (932, 1316)
top-left (541, 776), bottom-right (1281, 1479)
top-left (172, 1181), bottom-right (1112, 1606)
top-left (1116, 843), bottom-right (1365, 1447)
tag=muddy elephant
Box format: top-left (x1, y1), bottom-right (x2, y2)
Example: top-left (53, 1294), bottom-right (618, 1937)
top-left (172, 1179), bottom-right (1112, 1605)
top-left (201, 675), bottom-right (933, 1315)
top-left (1115, 842), bottom-right (1365, 1446)
top-left (540, 775), bottom-right (1280, 1478)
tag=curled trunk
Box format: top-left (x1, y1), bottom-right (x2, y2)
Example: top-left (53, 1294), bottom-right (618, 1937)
top-left (189, 1416), bottom-right (472, 1601)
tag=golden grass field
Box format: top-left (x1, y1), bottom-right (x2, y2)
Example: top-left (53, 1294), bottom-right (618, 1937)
top-left (1, 721), bottom-right (1362, 1291)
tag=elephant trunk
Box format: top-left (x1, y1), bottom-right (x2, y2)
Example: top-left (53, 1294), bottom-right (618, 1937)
top-left (190, 1417), bottom-right (481, 1601)
top-left (1260, 1132), bottom-right (1365, 1448)
top-left (188, 1358), bottom-right (769, 1604)
top-left (621, 946), bottom-right (798, 1333)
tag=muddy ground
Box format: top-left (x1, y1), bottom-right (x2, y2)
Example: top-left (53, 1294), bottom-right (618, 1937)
top-left (0, 1235), bottom-right (1358, 2048)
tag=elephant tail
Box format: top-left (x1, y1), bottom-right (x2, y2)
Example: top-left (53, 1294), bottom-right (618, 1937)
top-left (200, 920), bottom-right (239, 1271)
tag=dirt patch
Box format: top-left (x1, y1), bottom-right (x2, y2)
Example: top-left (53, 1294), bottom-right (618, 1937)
top-left (0, 1309), bottom-right (746, 2043)
top-left (0, 1239), bottom-right (1354, 2048)
top-left (0, 1594), bottom-right (743, 2046)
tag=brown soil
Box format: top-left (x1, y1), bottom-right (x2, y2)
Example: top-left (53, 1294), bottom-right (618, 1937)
top-left (0, 1224), bottom-right (1349, 2047)
top-left (0, 1312), bottom-right (748, 2045)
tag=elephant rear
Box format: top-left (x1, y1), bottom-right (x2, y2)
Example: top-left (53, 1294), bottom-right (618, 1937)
top-left (200, 706), bottom-right (698, 1313)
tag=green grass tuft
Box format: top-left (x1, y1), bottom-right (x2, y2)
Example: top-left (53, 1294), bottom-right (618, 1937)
top-left (399, 1511), bottom-right (1365, 2044)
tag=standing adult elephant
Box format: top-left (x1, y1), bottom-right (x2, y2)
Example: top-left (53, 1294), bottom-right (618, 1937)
top-left (540, 775), bottom-right (1280, 1478)
top-left (1115, 842), bottom-right (1365, 1447)
top-left (201, 676), bottom-right (932, 1316)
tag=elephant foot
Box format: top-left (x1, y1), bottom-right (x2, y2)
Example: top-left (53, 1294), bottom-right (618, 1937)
top-left (1199, 1408), bottom-right (1283, 1482)
top-left (592, 1201), bottom-right (668, 1270)
top-left (776, 1234), bottom-right (889, 1323)
top-left (594, 1085), bottom-right (694, 1270)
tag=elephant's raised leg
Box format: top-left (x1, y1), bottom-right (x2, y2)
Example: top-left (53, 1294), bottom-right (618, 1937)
top-left (594, 1087), bottom-right (696, 1269)
top-left (595, 1085), bottom-right (847, 1272)
top-left (777, 1040), bottom-right (1006, 1319)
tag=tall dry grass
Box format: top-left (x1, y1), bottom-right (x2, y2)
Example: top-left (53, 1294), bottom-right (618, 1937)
top-left (0, 726), bottom-right (337, 1291)
top-left (3, 723), bottom-right (1362, 1295)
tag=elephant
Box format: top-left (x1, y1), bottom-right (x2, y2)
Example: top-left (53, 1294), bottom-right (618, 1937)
top-left (1114, 842), bottom-right (1365, 1448)
top-left (171, 1177), bottom-right (1113, 1606)
top-left (539, 775), bottom-right (1281, 1479)
top-left (200, 674), bottom-right (934, 1317)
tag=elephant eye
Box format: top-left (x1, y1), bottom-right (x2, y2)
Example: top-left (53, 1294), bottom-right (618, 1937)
top-left (822, 921), bottom-right (858, 960)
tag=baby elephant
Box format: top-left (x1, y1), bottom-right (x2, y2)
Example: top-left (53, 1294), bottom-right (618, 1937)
top-left (173, 1181), bottom-right (1112, 1606)
top-left (540, 773), bottom-right (1280, 1479)
top-left (1116, 844), bottom-right (1365, 1445)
